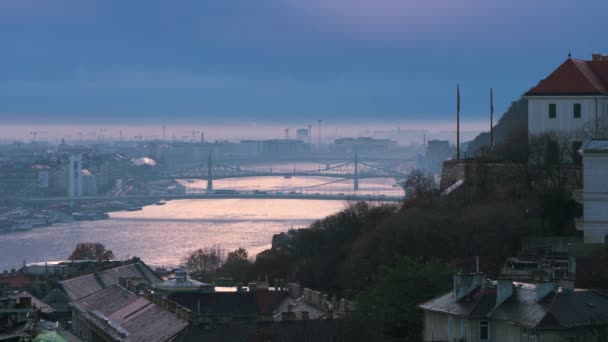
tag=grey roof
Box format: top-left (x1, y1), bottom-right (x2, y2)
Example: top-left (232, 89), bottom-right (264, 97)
top-left (490, 285), bottom-right (608, 329)
top-left (59, 262), bottom-right (161, 301)
top-left (70, 285), bottom-right (188, 342)
top-left (420, 282), bottom-right (608, 330)
top-left (580, 139), bottom-right (608, 153)
top-left (418, 287), bottom-right (496, 319)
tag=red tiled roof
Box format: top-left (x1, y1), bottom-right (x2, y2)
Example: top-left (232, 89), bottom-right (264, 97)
top-left (526, 58), bottom-right (608, 95)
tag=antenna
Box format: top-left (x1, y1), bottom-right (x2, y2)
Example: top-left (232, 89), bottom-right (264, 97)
top-left (318, 120), bottom-right (322, 148)
top-left (308, 123), bottom-right (312, 145)
top-left (490, 88), bottom-right (494, 150)
top-left (456, 84), bottom-right (461, 160)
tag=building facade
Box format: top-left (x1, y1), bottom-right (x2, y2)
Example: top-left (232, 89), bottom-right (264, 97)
top-left (580, 140), bottom-right (608, 243)
top-left (525, 54), bottom-right (608, 139)
top-left (419, 273), bottom-right (608, 342)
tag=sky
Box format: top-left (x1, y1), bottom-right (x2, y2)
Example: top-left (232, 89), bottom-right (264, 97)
top-left (1, 0), bottom-right (608, 132)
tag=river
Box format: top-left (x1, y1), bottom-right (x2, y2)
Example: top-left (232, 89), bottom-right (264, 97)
top-left (0, 174), bottom-right (403, 271)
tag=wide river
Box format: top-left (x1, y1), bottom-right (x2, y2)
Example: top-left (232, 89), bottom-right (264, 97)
top-left (0, 166), bottom-right (404, 271)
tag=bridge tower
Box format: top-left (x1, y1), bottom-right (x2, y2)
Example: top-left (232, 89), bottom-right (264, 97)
top-left (354, 152), bottom-right (359, 191)
top-left (68, 155), bottom-right (83, 198)
top-left (207, 153), bottom-right (213, 191)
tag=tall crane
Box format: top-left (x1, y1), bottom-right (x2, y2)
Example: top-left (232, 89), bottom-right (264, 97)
top-left (30, 131), bottom-right (47, 143)
top-left (134, 135), bottom-right (157, 142)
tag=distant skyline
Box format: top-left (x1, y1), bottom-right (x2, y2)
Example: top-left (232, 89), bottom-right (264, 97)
top-left (1, 0), bottom-right (607, 125)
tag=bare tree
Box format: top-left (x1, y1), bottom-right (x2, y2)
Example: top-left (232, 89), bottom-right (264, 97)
top-left (403, 169), bottom-right (435, 203)
top-left (183, 245), bottom-right (223, 278)
top-left (68, 242), bottom-right (115, 262)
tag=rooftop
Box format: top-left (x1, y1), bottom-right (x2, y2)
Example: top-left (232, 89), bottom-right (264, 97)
top-left (58, 261), bottom-right (161, 302)
top-left (419, 281), bottom-right (608, 329)
top-left (70, 285), bottom-right (188, 342)
top-left (526, 55), bottom-right (608, 96)
top-left (579, 139), bottom-right (608, 154)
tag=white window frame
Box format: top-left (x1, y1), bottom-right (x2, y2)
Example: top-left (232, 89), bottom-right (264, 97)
top-left (460, 319), bottom-right (468, 340)
top-left (448, 316), bottom-right (454, 340)
top-left (480, 320), bottom-right (490, 341)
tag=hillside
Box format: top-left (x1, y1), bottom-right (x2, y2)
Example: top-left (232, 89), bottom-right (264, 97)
top-left (467, 97), bottom-right (528, 154)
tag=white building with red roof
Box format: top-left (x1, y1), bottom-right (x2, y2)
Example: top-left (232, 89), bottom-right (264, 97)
top-left (525, 53), bottom-right (608, 138)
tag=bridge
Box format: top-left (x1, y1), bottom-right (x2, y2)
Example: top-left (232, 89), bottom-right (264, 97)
top-left (14, 153), bottom-right (410, 204)
top-left (161, 153), bottom-right (410, 191)
top-left (20, 192), bottom-right (404, 203)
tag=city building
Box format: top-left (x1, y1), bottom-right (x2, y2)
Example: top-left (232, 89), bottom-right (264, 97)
top-left (70, 285), bottom-right (189, 342)
top-left (525, 53), bottom-right (608, 139)
top-left (329, 137), bottom-right (396, 155)
top-left (418, 273), bottom-right (608, 342)
top-left (426, 139), bottom-right (453, 173)
top-left (578, 139), bottom-right (608, 243)
top-left (296, 128), bottom-right (309, 141)
top-left (81, 169), bottom-right (97, 195)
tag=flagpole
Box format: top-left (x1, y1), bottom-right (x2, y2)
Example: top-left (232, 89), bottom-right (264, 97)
top-left (457, 84), bottom-right (460, 160)
top-left (490, 87), bottom-right (494, 150)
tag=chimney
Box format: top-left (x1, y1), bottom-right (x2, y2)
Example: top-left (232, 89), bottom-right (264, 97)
top-left (453, 273), bottom-right (485, 300)
top-left (592, 53), bottom-right (608, 62)
top-left (281, 312), bottom-right (291, 321)
top-left (326, 310), bottom-right (334, 320)
top-left (301, 311), bottom-right (309, 320)
top-left (496, 278), bottom-right (513, 307)
top-left (535, 281), bottom-right (554, 302)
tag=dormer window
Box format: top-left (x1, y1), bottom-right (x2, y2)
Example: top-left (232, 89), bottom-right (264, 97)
top-left (573, 103), bottom-right (581, 118)
top-left (549, 103), bottom-right (557, 118)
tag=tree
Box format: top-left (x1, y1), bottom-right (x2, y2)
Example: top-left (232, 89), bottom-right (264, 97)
top-left (68, 242), bottom-right (115, 262)
top-left (356, 257), bottom-right (455, 341)
top-left (403, 169), bottom-right (435, 204)
top-left (221, 247), bottom-right (253, 283)
top-left (183, 246), bottom-right (223, 279)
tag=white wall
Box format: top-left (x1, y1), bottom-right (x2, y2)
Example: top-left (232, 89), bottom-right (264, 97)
top-left (583, 153), bottom-right (608, 243)
top-left (527, 96), bottom-right (608, 137)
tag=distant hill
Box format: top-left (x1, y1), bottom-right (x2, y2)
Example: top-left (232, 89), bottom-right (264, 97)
top-left (467, 97), bottom-right (528, 154)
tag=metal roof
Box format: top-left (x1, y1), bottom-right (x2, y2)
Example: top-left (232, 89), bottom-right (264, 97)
top-left (580, 139), bottom-right (608, 153)
top-left (418, 286), bottom-right (497, 319)
top-left (70, 285), bottom-right (188, 342)
top-left (420, 282), bottom-right (608, 329)
top-left (59, 262), bottom-right (162, 302)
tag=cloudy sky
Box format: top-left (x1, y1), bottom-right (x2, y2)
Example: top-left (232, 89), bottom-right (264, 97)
top-left (1, 0), bottom-right (607, 127)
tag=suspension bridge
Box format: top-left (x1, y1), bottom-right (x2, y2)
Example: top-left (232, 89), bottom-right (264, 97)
top-left (160, 153), bottom-right (410, 191)
top-left (14, 154), bottom-right (411, 204)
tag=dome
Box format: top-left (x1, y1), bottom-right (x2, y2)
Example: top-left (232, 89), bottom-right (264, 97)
top-left (42, 288), bottom-right (69, 304)
top-left (153, 270), bottom-right (214, 293)
top-left (132, 157), bottom-right (157, 167)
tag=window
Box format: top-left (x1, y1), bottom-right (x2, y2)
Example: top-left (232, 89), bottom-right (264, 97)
top-left (549, 103), bottom-right (557, 118)
top-left (448, 316), bottom-right (454, 340)
top-left (461, 319), bottom-right (468, 340)
top-left (522, 328), bottom-right (528, 342)
top-left (573, 103), bottom-right (581, 118)
top-left (480, 320), bottom-right (490, 341)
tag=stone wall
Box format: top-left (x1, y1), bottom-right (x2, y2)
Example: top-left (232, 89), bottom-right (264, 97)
top-left (440, 159), bottom-right (582, 195)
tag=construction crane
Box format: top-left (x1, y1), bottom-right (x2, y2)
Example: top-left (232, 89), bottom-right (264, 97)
top-left (30, 131), bottom-right (47, 143)
top-left (175, 130), bottom-right (200, 143)
top-left (134, 135), bottom-right (157, 142)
